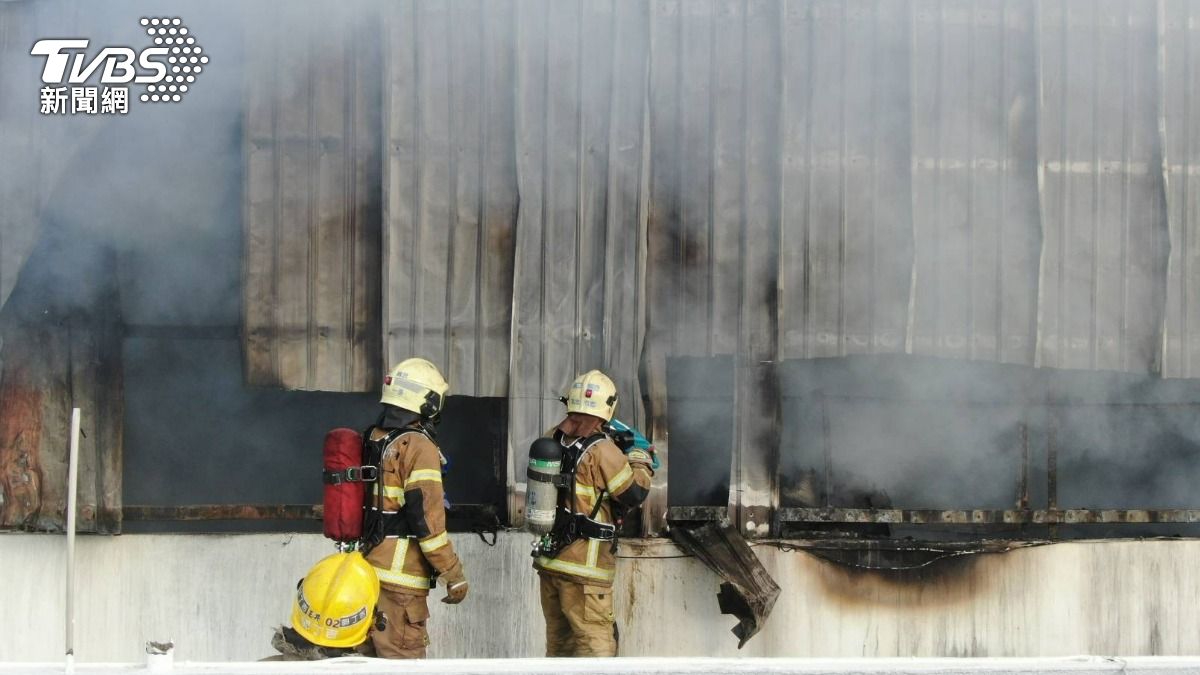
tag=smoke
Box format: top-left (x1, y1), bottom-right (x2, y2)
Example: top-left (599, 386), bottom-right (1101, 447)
top-left (650, 0), bottom-right (1196, 545)
top-left (0, 0), bottom-right (1191, 539)
top-left (0, 1), bottom-right (398, 532)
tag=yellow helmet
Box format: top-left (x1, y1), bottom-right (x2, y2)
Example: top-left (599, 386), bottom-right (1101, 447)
top-left (380, 357), bottom-right (449, 418)
top-left (565, 369), bottom-right (618, 422)
top-left (291, 552), bottom-right (380, 649)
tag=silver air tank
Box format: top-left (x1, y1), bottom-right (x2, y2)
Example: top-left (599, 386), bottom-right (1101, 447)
top-left (525, 438), bottom-right (563, 534)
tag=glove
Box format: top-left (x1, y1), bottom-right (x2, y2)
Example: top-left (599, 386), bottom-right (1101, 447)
top-left (440, 559), bottom-right (468, 605)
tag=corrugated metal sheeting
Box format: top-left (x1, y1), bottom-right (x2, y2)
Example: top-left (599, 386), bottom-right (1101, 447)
top-left (1162, 0), bottom-right (1200, 377)
top-left (242, 4), bottom-right (384, 391)
top-left (1036, 1), bottom-right (1167, 373)
top-left (379, 0), bottom-right (651, 511)
top-left (234, 0), bottom-right (1200, 523)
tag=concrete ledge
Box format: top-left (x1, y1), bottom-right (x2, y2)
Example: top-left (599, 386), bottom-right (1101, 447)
top-left (4, 656), bottom-right (1200, 675)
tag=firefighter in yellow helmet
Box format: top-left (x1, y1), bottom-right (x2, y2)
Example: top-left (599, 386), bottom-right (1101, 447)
top-left (270, 552), bottom-right (380, 660)
top-left (361, 357), bottom-right (467, 659)
top-left (533, 370), bottom-right (654, 657)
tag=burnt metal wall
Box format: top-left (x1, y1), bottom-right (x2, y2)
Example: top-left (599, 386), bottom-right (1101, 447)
top-left (242, 4), bottom-right (384, 392)
top-left (376, 0), bottom-right (652, 521)
top-left (227, 0), bottom-right (1200, 532)
top-left (2, 0), bottom-right (1198, 533)
top-left (0, 1), bottom-right (123, 533)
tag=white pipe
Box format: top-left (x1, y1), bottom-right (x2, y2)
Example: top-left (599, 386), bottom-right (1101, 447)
top-left (65, 408), bottom-right (81, 673)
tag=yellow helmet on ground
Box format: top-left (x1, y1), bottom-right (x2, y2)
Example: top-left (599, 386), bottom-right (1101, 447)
top-left (291, 552), bottom-right (380, 649)
top-left (381, 357), bottom-right (449, 418)
top-left (565, 369), bottom-right (618, 422)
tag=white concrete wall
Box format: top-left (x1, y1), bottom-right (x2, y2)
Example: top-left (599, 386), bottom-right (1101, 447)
top-left (2, 533), bottom-right (1199, 662)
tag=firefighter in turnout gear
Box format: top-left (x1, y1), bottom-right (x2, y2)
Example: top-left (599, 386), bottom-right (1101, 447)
top-left (270, 551), bottom-right (380, 660)
top-left (533, 370), bottom-right (654, 657)
top-left (362, 358), bottom-right (468, 659)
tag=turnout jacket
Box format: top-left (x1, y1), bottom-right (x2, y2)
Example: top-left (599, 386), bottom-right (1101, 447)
top-left (533, 432), bottom-right (653, 587)
top-left (364, 427), bottom-right (461, 595)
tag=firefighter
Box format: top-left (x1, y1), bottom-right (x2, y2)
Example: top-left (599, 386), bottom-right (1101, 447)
top-left (270, 551), bottom-right (380, 660)
top-left (362, 357), bottom-right (468, 659)
top-left (533, 370), bottom-right (655, 657)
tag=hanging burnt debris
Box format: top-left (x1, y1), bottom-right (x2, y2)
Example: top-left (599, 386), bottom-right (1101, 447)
top-left (669, 521), bottom-right (780, 649)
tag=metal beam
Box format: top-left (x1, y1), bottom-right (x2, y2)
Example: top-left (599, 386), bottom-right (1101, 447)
top-left (122, 505), bottom-right (323, 521)
top-left (775, 508), bottom-right (1200, 525)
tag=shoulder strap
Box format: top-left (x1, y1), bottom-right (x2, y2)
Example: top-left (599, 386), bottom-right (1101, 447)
top-left (364, 425), bottom-right (421, 454)
top-left (578, 432), bottom-right (608, 452)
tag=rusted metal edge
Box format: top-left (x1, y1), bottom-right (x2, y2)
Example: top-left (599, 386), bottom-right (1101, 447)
top-left (667, 506), bottom-right (730, 521)
top-left (777, 507), bottom-right (1200, 525)
top-left (123, 504), bottom-right (503, 530)
top-left (123, 505), bottom-right (323, 521)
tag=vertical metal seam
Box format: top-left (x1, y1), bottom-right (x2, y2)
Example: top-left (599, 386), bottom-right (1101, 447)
top-left (306, 16), bottom-right (318, 390)
top-left (1154, 0), bottom-right (1173, 376)
top-left (270, 10), bottom-right (282, 384)
top-left (1058, 0), bottom-right (1070, 370)
top-left (538, 0), bottom-right (551, 430)
top-left (867, 1), bottom-right (879, 354)
top-left (770, 0), bottom-right (784, 517)
top-left (410, 1), bottom-right (423, 358)
top-left (997, 0), bottom-right (1010, 364)
top-left (933, 0), bottom-right (945, 355)
top-left (967, 3), bottom-right (978, 360)
top-left (343, 17), bottom-right (356, 392)
top-left (637, 0), bottom-right (652, 432)
top-left (905, 0), bottom-right (919, 355)
top-left (1119, 3), bottom-right (1133, 371)
top-left (837, 1), bottom-right (847, 356)
top-left (1032, 0), bottom-right (1048, 368)
top-left (445, 1), bottom-right (459, 377)
top-left (1183, 0), bottom-right (1193, 376)
top-left (381, 9), bottom-right (393, 374)
top-left (803, 0), bottom-right (815, 358)
top-left (1155, 0), bottom-right (1169, 377)
top-left (674, 0), bottom-right (684, 355)
top-left (777, 0), bottom-right (791, 361)
top-left (600, 0), bottom-right (619, 369)
top-left (475, 0), bottom-right (489, 395)
top-left (1088, 2), bottom-right (1100, 370)
top-left (573, 0), bottom-right (585, 375)
top-left (734, 0), bottom-right (750, 519)
top-left (1156, 0), bottom-right (1172, 375)
top-left (707, 0), bottom-right (717, 356)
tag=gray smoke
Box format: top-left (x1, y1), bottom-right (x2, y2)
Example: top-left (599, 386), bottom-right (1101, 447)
top-left (1, 0), bottom-right (1193, 540)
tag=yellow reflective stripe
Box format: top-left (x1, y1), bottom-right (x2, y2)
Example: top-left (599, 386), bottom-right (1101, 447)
top-left (375, 539), bottom-right (433, 590)
top-left (405, 469), bottom-right (442, 487)
top-left (374, 484), bottom-right (405, 502)
top-left (574, 484), bottom-right (597, 511)
top-left (375, 569), bottom-right (433, 590)
top-left (418, 532), bottom-right (449, 553)
top-left (389, 538), bottom-right (407, 570)
top-left (535, 556), bottom-right (615, 583)
top-left (606, 465), bottom-right (633, 494)
top-left (586, 539), bottom-right (599, 567)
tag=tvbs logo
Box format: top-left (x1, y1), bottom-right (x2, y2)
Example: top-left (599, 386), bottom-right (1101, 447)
top-left (31, 17), bottom-right (207, 114)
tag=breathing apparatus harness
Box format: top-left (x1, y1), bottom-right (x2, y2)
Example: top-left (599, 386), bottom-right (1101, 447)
top-left (531, 429), bottom-right (621, 559)
top-left (358, 416), bottom-right (438, 556)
